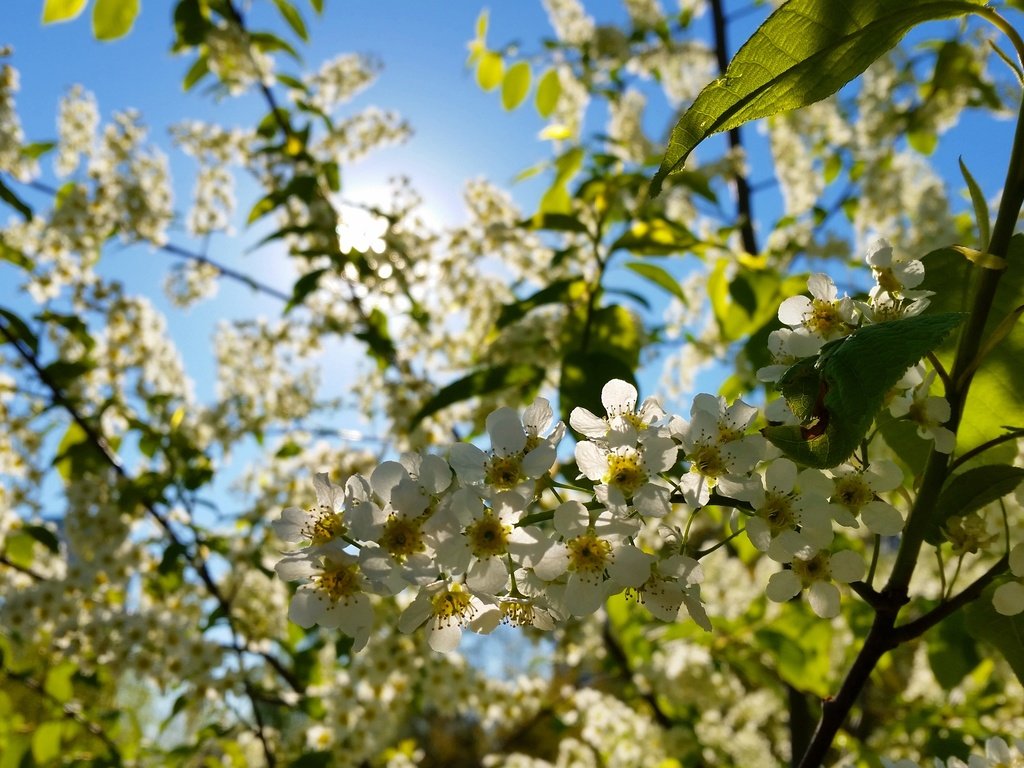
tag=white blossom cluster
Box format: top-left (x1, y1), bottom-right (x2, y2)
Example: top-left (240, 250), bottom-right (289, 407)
top-left (301, 53), bottom-right (382, 115)
top-left (170, 120), bottom-right (252, 237)
top-left (0, 61), bottom-right (35, 181)
top-left (542, 0), bottom-right (596, 46)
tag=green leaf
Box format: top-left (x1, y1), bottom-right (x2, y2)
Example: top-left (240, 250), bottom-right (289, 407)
top-left (42, 0), bottom-right (87, 23)
top-left (611, 218), bottom-right (698, 256)
top-left (182, 54), bottom-right (211, 91)
top-left (354, 307), bottom-right (397, 369)
top-left (285, 268), bottom-right (328, 312)
top-left (0, 177), bottom-right (32, 220)
top-left (92, 0), bottom-right (140, 40)
top-left (53, 421), bottom-right (105, 481)
top-left (309, 0), bottom-right (323, 13)
top-left (411, 364), bottom-right (545, 428)
top-left (501, 61), bottom-right (531, 111)
top-left (174, 0), bottom-right (209, 46)
top-left (560, 350), bottom-right (636, 426)
top-left (925, 465), bottom-right (1024, 545)
top-left (535, 67), bottom-right (561, 118)
top-left (43, 661), bottom-right (76, 703)
top-left (959, 156), bottom-right (991, 250)
top-left (764, 313), bottom-right (964, 468)
top-left (32, 721), bottom-right (63, 765)
top-left (624, 261), bottom-right (687, 304)
top-left (271, 0), bottom-right (309, 41)
top-left (921, 236), bottom-right (1024, 455)
top-left (754, 601), bottom-right (834, 698)
top-left (650, 0), bottom-right (984, 195)
top-left (522, 212), bottom-right (588, 234)
top-left (927, 609), bottom-right (981, 690)
top-left (965, 581), bottom-right (1024, 687)
top-left (24, 525), bottom-right (60, 554)
top-left (0, 307), bottom-right (40, 354)
top-left (497, 278), bottom-right (585, 329)
top-left (21, 141), bottom-right (56, 160)
top-left (476, 51), bottom-right (504, 92)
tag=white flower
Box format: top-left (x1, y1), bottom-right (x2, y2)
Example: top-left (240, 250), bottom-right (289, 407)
top-left (398, 580), bottom-right (501, 653)
top-left (993, 543), bottom-right (1024, 616)
top-left (889, 369), bottom-right (955, 453)
top-left (450, 398), bottom-right (564, 497)
top-left (777, 273), bottom-right (857, 355)
top-left (865, 238), bottom-right (927, 300)
top-left (275, 542), bottom-right (374, 649)
top-left (828, 461), bottom-right (905, 535)
top-left (575, 438), bottom-right (676, 516)
top-left (765, 549), bottom-right (864, 618)
top-left (272, 472), bottom-right (347, 546)
top-left (570, 378), bottom-right (667, 447)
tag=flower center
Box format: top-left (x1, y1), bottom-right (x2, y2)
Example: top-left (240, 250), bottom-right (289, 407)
top-left (831, 476), bottom-right (873, 511)
top-left (485, 454), bottom-right (523, 490)
top-left (761, 492), bottom-right (796, 535)
top-left (792, 552), bottom-right (830, 586)
top-left (431, 583), bottom-right (475, 627)
top-left (379, 516), bottom-right (425, 559)
top-left (305, 508), bottom-right (345, 546)
top-left (807, 298), bottom-right (847, 337)
top-left (316, 561), bottom-right (362, 603)
top-left (500, 598), bottom-right (536, 627)
top-left (567, 533), bottom-right (612, 578)
top-left (691, 444), bottom-right (726, 478)
top-left (605, 450), bottom-right (647, 496)
top-left (874, 266), bottom-right (901, 295)
top-left (465, 512), bottom-right (510, 558)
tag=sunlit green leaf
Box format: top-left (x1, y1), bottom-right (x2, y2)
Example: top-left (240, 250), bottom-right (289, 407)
top-left (272, 0), bottom-right (309, 41)
top-left (535, 67), bottom-right (561, 118)
top-left (476, 51), bottom-right (504, 92)
top-left (624, 261), bottom-right (687, 303)
top-left (959, 156), bottom-right (991, 250)
top-left (650, 0), bottom-right (984, 195)
top-left (764, 313), bottom-right (964, 468)
top-left (92, 0), bottom-right (140, 40)
top-left (42, 0), bottom-right (87, 24)
top-left (501, 61), bottom-right (531, 110)
top-left (43, 661), bottom-right (77, 703)
top-left (32, 722), bottom-right (63, 764)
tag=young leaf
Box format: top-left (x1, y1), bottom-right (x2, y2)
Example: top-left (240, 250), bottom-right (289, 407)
top-left (764, 313), bottom-right (964, 468)
top-left (959, 156), bottom-right (991, 250)
top-left (476, 51), bottom-right (504, 92)
top-left (42, 0), bottom-right (87, 23)
top-left (624, 261), bottom-right (688, 304)
top-left (92, 0), bottom-right (140, 40)
top-left (501, 61), bottom-right (532, 111)
top-left (650, 0), bottom-right (984, 196)
top-left (535, 68), bottom-right (561, 117)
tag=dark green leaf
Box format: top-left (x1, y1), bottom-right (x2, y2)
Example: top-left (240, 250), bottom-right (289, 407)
top-left (24, 525), bottom-right (60, 554)
top-left (559, 350), bottom-right (636, 426)
top-left (285, 268), bottom-right (327, 312)
top-left (0, 307), bottom-right (39, 354)
top-left (174, 0), bottom-right (209, 46)
top-left (0, 177), bottom-right (32, 220)
top-left (927, 610), bottom-right (981, 690)
top-left (354, 307), bottom-right (396, 369)
top-left (650, 0), bottom-right (984, 195)
top-left (497, 278), bottom-right (585, 329)
top-left (925, 465), bottom-right (1024, 545)
top-left (410, 364), bottom-right (546, 428)
top-left (764, 313), bottom-right (964, 468)
top-left (965, 581), bottom-right (1024, 687)
top-left (522, 212), bottom-right (588, 234)
top-left (182, 55), bottom-right (211, 92)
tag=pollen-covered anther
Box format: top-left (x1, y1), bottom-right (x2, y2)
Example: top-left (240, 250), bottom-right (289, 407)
top-left (431, 583), bottom-right (476, 627)
top-left (832, 477), bottom-right (873, 509)
top-left (604, 450), bottom-right (647, 496)
top-left (691, 444), bottom-right (727, 478)
top-left (807, 299), bottom-right (847, 336)
top-left (379, 515), bottom-right (425, 559)
top-left (874, 266), bottom-right (901, 294)
top-left (316, 562), bottom-right (362, 604)
top-left (485, 454), bottom-right (523, 490)
top-left (792, 552), bottom-right (830, 586)
top-left (500, 599), bottom-right (535, 627)
top-left (567, 533), bottom-right (612, 578)
top-left (304, 507), bottom-right (345, 546)
top-left (762, 493), bottom-right (796, 535)
top-left (465, 513), bottom-right (511, 558)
